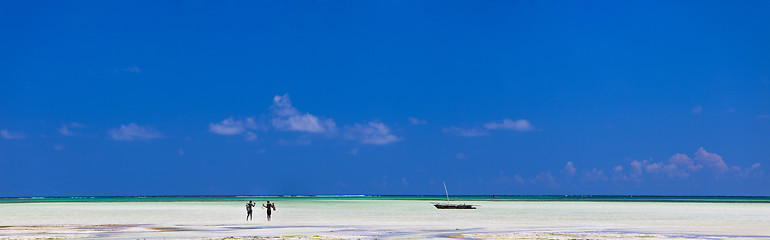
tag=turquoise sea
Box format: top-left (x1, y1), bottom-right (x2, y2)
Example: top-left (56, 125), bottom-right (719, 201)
top-left (2, 195), bottom-right (769, 203)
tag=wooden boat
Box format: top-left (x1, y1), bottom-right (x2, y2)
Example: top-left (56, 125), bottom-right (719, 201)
top-left (433, 203), bottom-right (476, 209)
top-left (432, 182), bottom-right (477, 209)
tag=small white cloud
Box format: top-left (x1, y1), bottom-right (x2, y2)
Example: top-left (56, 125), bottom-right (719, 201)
top-left (108, 123), bottom-right (163, 141)
top-left (349, 148), bottom-right (359, 155)
top-left (408, 117), bottom-right (427, 125)
top-left (563, 162), bottom-right (577, 177)
top-left (271, 94), bottom-right (301, 117)
top-left (346, 121), bottom-right (400, 145)
top-left (692, 105), bottom-right (703, 114)
top-left (209, 117), bottom-right (261, 142)
top-left (59, 127), bottom-right (73, 136)
top-left (583, 168), bottom-right (608, 181)
top-left (245, 131), bottom-right (257, 141)
top-left (532, 172), bottom-right (557, 186)
top-left (442, 126), bottom-right (488, 137)
top-left (272, 113), bottom-right (336, 133)
top-left (456, 153), bottom-right (466, 159)
top-left (270, 94), bottom-right (337, 133)
top-left (513, 174), bottom-right (526, 184)
top-left (611, 165), bottom-right (628, 181)
top-left (499, 173), bottom-right (527, 184)
top-left (59, 122), bottom-right (85, 136)
top-left (53, 144), bottom-right (64, 150)
top-left (483, 118), bottom-right (535, 131)
top-left (277, 137), bottom-right (312, 146)
top-left (123, 66), bottom-right (141, 73)
top-left (209, 117), bottom-right (258, 135)
top-left (0, 129), bottom-right (26, 139)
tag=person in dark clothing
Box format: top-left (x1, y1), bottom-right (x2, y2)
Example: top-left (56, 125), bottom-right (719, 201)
top-left (246, 201), bottom-right (255, 221)
top-left (263, 201), bottom-right (276, 221)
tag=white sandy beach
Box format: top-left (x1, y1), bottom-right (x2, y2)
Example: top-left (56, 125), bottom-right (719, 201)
top-left (1, 199), bottom-right (769, 239)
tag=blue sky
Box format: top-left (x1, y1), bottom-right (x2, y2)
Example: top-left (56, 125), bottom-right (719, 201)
top-left (1, 1), bottom-right (769, 197)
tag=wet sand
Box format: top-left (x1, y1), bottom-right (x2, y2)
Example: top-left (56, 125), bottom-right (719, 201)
top-left (1, 199), bottom-right (769, 239)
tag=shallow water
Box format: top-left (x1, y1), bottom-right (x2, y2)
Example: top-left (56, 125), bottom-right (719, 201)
top-left (1, 196), bottom-right (769, 239)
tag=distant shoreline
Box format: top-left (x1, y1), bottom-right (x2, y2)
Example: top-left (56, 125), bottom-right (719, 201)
top-left (2, 195), bottom-right (770, 204)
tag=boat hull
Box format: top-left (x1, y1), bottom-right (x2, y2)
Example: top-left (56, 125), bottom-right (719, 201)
top-left (433, 203), bottom-right (476, 209)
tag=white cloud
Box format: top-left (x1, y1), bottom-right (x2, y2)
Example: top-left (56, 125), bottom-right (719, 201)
top-left (583, 168), bottom-right (608, 181)
top-left (108, 123), bottom-right (163, 141)
top-left (620, 147), bottom-right (752, 179)
top-left (270, 94), bottom-right (336, 133)
top-left (513, 174), bottom-right (526, 184)
top-left (692, 105), bottom-right (703, 114)
top-left (532, 172), bottom-right (557, 186)
top-left (408, 117), bottom-right (427, 125)
top-left (209, 94), bottom-right (400, 146)
top-left (271, 94), bottom-right (300, 116)
top-left (0, 129), bottom-right (26, 139)
top-left (209, 117), bottom-right (258, 135)
top-left (123, 66), bottom-right (141, 73)
top-left (442, 126), bottom-right (488, 137)
top-left (59, 122), bottom-right (85, 136)
top-left (563, 162), bottom-right (577, 177)
top-left (499, 173), bottom-right (527, 184)
top-left (563, 162), bottom-right (610, 181)
top-left (751, 163), bottom-right (761, 170)
top-left (693, 147), bottom-right (728, 172)
top-left (349, 148), bottom-right (359, 155)
top-left (53, 144), bottom-right (64, 150)
top-left (245, 131), bottom-right (257, 141)
top-left (627, 158), bottom-right (689, 178)
top-left (272, 113), bottom-right (336, 133)
top-left (59, 127), bottom-right (74, 136)
top-left (345, 121), bottom-right (400, 145)
top-left (669, 153), bottom-right (703, 172)
top-left (563, 148), bottom-right (759, 183)
top-left (730, 163), bottom-right (764, 178)
top-left (483, 118), bottom-right (535, 131)
top-left (209, 117), bottom-right (261, 142)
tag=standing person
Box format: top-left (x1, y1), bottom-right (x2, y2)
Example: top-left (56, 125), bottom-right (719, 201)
top-left (246, 201), bottom-right (255, 221)
top-left (262, 201), bottom-right (276, 221)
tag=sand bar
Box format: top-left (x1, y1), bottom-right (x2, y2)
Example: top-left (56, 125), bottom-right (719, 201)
top-left (1, 199), bottom-right (769, 239)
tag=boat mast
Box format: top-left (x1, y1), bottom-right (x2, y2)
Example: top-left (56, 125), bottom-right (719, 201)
top-left (443, 181), bottom-right (449, 203)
